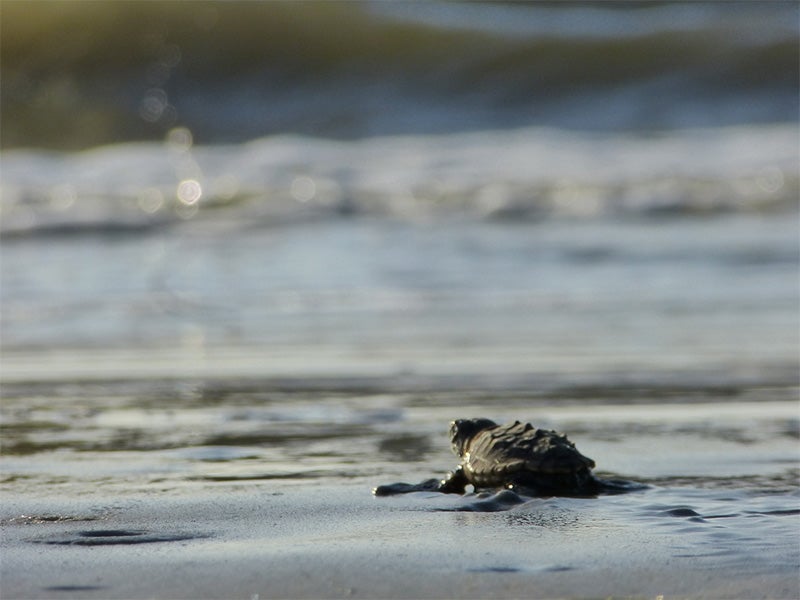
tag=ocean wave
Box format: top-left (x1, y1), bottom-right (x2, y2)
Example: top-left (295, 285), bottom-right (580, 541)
top-left (1, 124), bottom-right (796, 237)
top-left (2, 1), bottom-right (797, 149)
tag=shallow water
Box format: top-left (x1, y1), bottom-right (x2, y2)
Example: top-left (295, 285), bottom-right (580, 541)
top-left (2, 377), bottom-right (797, 489)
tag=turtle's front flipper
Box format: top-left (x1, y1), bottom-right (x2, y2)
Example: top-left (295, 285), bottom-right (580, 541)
top-left (372, 478), bottom-right (443, 496)
top-left (373, 467), bottom-right (469, 496)
top-left (437, 466), bottom-right (468, 494)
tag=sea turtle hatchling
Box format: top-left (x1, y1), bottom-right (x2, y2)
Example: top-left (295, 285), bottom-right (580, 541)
top-left (374, 418), bottom-right (633, 497)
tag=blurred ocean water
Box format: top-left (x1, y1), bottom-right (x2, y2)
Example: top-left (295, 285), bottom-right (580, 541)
top-left (1, 1), bottom-right (798, 433)
top-left (2, 1), bottom-right (798, 146)
top-left (1, 0), bottom-right (798, 383)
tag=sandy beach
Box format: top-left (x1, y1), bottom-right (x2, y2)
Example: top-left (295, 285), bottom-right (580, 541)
top-left (3, 478), bottom-right (798, 599)
top-left (2, 389), bottom-right (798, 600)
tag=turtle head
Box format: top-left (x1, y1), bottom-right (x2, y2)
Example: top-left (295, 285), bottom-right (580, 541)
top-left (449, 418), bottom-right (498, 457)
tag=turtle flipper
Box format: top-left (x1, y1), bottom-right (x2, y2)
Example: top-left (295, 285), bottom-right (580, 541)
top-left (372, 478), bottom-right (443, 496)
top-left (373, 466), bottom-right (469, 496)
top-left (437, 465), bottom-right (469, 494)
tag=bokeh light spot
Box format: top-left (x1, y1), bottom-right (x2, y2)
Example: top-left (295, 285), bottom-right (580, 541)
top-left (139, 88), bottom-right (168, 123)
top-left (166, 127), bottom-right (193, 152)
top-left (177, 179), bottom-right (202, 205)
top-left (291, 176), bottom-right (316, 202)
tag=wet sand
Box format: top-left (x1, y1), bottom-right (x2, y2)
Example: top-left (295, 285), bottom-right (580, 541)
top-left (3, 391), bottom-right (799, 600)
top-left (2, 482), bottom-right (799, 600)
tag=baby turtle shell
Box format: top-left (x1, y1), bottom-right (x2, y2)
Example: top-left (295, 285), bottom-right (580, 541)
top-left (449, 418), bottom-right (596, 490)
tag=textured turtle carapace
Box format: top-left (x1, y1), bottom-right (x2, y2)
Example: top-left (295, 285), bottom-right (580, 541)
top-left (444, 418), bottom-right (596, 492)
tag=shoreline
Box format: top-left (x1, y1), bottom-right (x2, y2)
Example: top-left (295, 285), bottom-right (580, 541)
top-left (2, 345), bottom-right (798, 392)
top-left (2, 378), bottom-right (797, 600)
top-left (2, 483), bottom-right (798, 600)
